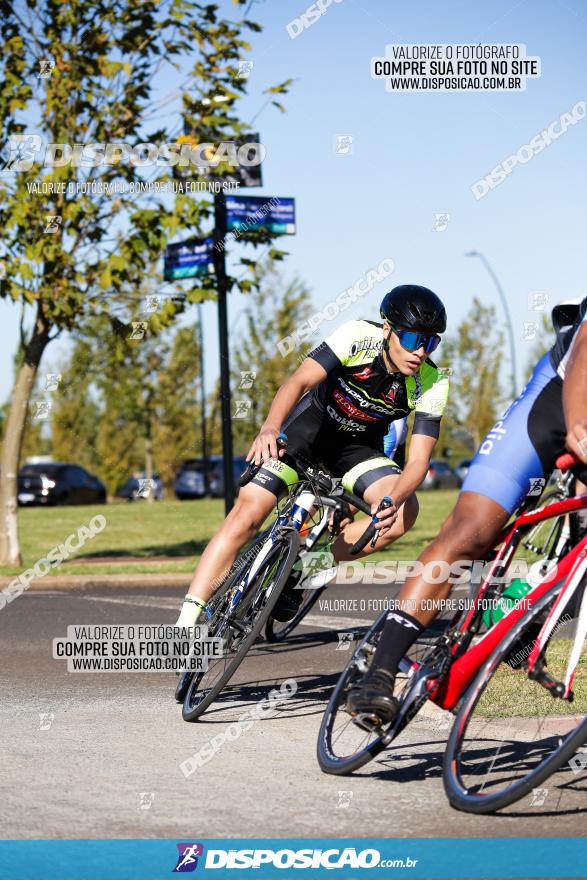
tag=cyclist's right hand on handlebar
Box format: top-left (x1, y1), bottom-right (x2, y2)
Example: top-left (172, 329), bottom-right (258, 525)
top-left (246, 425), bottom-right (285, 467)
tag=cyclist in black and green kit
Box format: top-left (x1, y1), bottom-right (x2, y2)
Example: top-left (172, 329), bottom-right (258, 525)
top-left (176, 285), bottom-right (450, 629)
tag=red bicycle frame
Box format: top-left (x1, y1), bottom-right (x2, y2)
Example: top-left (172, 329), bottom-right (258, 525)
top-left (432, 474), bottom-right (587, 712)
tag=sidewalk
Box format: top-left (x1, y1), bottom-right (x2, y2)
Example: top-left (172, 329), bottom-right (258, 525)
top-left (0, 556), bottom-right (192, 590)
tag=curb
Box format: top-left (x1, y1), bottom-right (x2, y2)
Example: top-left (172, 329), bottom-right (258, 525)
top-left (0, 574), bottom-right (190, 591)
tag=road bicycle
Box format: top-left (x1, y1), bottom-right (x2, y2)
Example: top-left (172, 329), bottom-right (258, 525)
top-left (318, 453), bottom-right (587, 814)
top-left (264, 485), bottom-right (358, 643)
top-left (177, 435), bottom-right (381, 722)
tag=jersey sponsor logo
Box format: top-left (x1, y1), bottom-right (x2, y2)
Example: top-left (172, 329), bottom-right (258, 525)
top-left (408, 372), bottom-right (422, 407)
top-left (352, 366), bottom-right (373, 380)
top-left (349, 336), bottom-right (382, 357)
top-left (338, 378), bottom-right (394, 415)
top-left (326, 404), bottom-right (366, 431)
top-left (333, 389), bottom-right (379, 421)
top-left (382, 385), bottom-right (398, 405)
top-left (479, 419), bottom-right (508, 456)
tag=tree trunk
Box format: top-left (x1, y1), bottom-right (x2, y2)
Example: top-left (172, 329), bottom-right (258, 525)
top-left (0, 308), bottom-right (52, 566)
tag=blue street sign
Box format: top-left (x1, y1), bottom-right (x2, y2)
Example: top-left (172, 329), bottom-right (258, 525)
top-left (164, 238), bottom-right (215, 280)
top-left (226, 196), bottom-right (296, 236)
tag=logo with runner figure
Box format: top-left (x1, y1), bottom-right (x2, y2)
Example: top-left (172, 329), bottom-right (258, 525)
top-left (173, 843), bottom-right (204, 872)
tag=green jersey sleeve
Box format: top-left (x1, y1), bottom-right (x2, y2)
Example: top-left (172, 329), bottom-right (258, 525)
top-left (309, 320), bottom-right (383, 371)
top-left (407, 361), bottom-right (450, 438)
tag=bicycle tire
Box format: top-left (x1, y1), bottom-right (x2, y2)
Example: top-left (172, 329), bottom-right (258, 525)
top-left (317, 612), bottom-right (389, 774)
top-left (182, 531), bottom-right (300, 721)
top-left (174, 529), bottom-right (272, 703)
top-left (443, 582), bottom-right (587, 813)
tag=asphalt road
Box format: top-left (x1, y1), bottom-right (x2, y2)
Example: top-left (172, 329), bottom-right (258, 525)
top-left (1, 583), bottom-right (587, 842)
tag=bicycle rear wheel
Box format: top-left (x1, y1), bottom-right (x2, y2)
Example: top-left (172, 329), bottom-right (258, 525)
top-left (265, 580), bottom-right (327, 642)
top-left (444, 582), bottom-right (587, 813)
top-left (182, 531), bottom-right (300, 721)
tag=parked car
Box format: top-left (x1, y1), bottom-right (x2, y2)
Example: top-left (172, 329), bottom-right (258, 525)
top-left (421, 459), bottom-right (461, 490)
top-left (174, 457), bottom-right (220, 500)
top-left (17, 462), bottom-right (106, 506)
top-left (455, 459), bottom-right (473, 483)
top-left (115, 473), bottom-right (164, 501)
top-left (208, 456), bottom-right (249, 498)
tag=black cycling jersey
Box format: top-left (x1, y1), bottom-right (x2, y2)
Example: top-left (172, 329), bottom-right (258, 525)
top-left (306, 319), bottom-right (449, 443)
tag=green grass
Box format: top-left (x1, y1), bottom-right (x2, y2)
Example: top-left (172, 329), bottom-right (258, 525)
top-left (0, 499), bottom-right (225, 577)
top-left (476, 640), bottom-right (587, 716)
top-left (0, 490), bottom-right (458, 578)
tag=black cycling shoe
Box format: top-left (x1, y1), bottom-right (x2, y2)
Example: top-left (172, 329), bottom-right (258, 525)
top-left (347, 668), bottom-right (399, 727)
top-left (272, 574), bottom-right (303, 622)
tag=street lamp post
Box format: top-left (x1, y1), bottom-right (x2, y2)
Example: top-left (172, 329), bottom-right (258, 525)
top-left (465, 250), bottom-right (518, 399)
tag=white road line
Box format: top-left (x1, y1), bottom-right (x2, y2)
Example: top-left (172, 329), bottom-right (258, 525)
top-left (76, 597), bottom-right (372, 630)
top-left (299, 614), bottom-right (373, 629)
top-left (80, 595), bottom-right (179, 610)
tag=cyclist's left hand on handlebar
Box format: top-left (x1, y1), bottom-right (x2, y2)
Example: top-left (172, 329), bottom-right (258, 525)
top-left (246, 424), bottom-right (285, 467)
top-left (566, 420), bottom-right (587, 464)
top-left (370, 498), bottom-right (398, 532)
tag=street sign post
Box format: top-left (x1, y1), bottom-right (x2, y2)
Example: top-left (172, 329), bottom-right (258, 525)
top-left (165, 133), bottom-right (296, 513)
top-left (211, 192), bottom-right (236, 514)
top-left (174, 132), bottom-right (263, 188)
top-left (226, 196), bottom-right (296, 236)
top-left (163, 238), bottom-right (215, 280)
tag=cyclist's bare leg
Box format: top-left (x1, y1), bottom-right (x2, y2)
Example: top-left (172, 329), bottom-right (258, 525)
top-left (396, 491), bottom-right (510, 626)
top-left (332, 474), bottom-right (419, 562)
top-left (347, 490), bottom-right (510, 720)
top-left (176, 483), bottom-right (277, 625)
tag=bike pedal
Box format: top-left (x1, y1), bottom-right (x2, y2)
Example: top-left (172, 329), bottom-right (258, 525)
top-left (351, 711), bottom-right (382, 733)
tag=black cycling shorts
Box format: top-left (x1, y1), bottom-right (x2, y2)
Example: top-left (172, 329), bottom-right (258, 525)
top-left (250, 396), bottom-right (402, 500)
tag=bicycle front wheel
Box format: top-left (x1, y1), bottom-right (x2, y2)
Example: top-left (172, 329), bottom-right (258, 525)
top-left (444, 582), bottom-right (587, 813)
top-left (182, 531), bottom-right (300, 722)
top-left (317, 614), bottom-right (448, 775)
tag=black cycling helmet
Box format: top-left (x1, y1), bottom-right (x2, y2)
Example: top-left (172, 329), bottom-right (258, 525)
top-left (380, 284), bottom-right (447, 334)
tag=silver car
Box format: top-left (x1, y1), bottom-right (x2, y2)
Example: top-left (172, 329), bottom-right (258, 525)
top-left (174, 458), bottom-right (220, 499)
top-left (421, 459), bottom-right (462, 490)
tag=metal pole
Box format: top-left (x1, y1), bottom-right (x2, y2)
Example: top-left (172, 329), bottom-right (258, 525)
top-left (466, 250), bottom-right (518, 398)
top-left (212, 191), bottom-right (236, 513)
top-left (196, 301), bottom-right (208, 494)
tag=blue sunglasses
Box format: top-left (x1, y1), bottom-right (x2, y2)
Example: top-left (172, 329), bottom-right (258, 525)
top-left (392, 326), bottom-right (441, 354)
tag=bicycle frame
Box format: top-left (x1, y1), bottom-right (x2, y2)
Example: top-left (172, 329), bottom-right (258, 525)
top-left (227, 480), bottom-right (353, 613)
top-left (432, 491), bottom-right (587, 711)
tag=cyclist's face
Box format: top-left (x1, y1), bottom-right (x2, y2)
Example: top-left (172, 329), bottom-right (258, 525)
top-left (384, 323), bottom-right (427, 375)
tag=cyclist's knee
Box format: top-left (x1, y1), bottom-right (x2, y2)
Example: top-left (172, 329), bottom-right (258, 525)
top-left (223, 487), bottom-right (274, 541)
top-left (401, 493), bottom-right (419, 532)
top-left (435, 495), bottom-right (506, 559)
